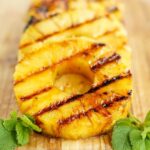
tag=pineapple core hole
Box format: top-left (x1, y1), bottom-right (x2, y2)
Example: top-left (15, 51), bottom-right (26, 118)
top-left (54, 73), bottom-right (92, 95)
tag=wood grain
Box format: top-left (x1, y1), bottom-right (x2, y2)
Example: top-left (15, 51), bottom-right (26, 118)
top-left (0, 0), bottom-right (149, 149)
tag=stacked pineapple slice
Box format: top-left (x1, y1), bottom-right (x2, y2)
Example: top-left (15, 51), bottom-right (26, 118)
top-left (14, 0), bottom-right (132, 139)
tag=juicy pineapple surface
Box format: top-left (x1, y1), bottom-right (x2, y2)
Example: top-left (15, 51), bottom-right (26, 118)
top-left (14, 0), bottom-right (132, 139)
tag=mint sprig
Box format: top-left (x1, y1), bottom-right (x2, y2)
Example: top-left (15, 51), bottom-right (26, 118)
top-left (0, 111), bottom-right (42, 150)
top-left (112, 111), bottom-right (150, 150)
top-left (16, 121), bottom-right (30, 146)
top-left (0, 120), bottom-right (17, 150)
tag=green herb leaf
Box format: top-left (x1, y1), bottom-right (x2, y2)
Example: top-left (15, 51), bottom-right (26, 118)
top-left (0, 111), bottom-right (42, 150)
top-left (112, 111), bottom-right (150, 150)
top-left (16, 121), bottom-right (30, 146)
top-left (128, 113), bottom-right (141, 125)
top-left (25, 114), bottom-right (35, 123)
top-left (129, 129), bottom-right (146, 150)
top-left (20, 115), bottom-right (42, 132)
top-left (10, 111), bottom-right (17, 119)
top-left (147, 133), bottom-right (150, 139)
top-left (145, 138), bottom-right (150, 150)
top-left (144, 111), bottom-right (150, 127)
top-left (142, 127), bottom-right (150, 140)
top-left (115, 118), bottom-right (138, 127)
top-left (3, 119), bottom-right (17, 131)
top-left (112, 125), bottom-right (133, 150)
top-left (0, 120), bottom-right (17, 150)
top-left (3, 111), bottom-right (17, 131)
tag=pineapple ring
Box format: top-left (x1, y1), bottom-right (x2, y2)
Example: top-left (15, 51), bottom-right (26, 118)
top-left (13, 0), bottom-right (131, 139)
top-left (14, 37), bottom-right (131, 139)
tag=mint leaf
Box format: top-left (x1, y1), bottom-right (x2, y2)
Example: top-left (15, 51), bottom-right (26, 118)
top-left (115, 118), bottom-right (138, 127)
top-left (20, 115), bottom-right (41, 132)
top-left (3, 111), bottom-right (17, 131)
top-left (0, 120), bottom-right (17, 150)
top-left (142, 127), bottom-right (150, 140)
top-left (3, 119), bottom-right (17, 131)
top-left (25, 114), bottom-right (35, 123)
top-left (16, 121), bottom-right (30, 146)
top-left (128, 113), bottom-right (141, 125)
top-left (0, 111), bottom-right (42, 150)
top-left (10, 111), bottom-right (17, 119)
top-left (129, 129), bottom-right (146, 150)
top-left (144, 111), bottom-right (150, 127)
top-left (112, 117), bottom-right (139, 150)
top-left (147, 133), bottom-right (150, 139)
top-left (145, 138), bottom-right (150, 150)
top-left (112, 111), bottom-right (150, 150)
top-left (112, 125), bottom-right (133, 150)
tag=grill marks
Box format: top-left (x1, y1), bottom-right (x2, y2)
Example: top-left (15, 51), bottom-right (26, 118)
top-left (34, 71), bottom-right (131, 117)
top-left (24, 16), bottom-right (39, 31)
top-left (26, 0), bottom-right (69, 29)
top-left (34, 95), bottom-right (81, 116)
top-left (20, 86), bottom-right (52, 101)
top-left (97, 28), bottom-right (118, 37)
top-left (38, 0), bottom-right (68, 15)
top-left (107, 6), bottom-right (119, 13)
top-left (20, 17), bottom-right (100, 49)
top-left (101, 94), bottom-right (129, 108)
top-left (88, 70), bottom-right (131, 93)
top-left (58, 93), bottom-right (130, 126)
top-left (91, 53), bottom-right (121, 71)
top-left (18, 50), bottom-right (120, 101)
top-left (15, 43), bottom-right (104, 85)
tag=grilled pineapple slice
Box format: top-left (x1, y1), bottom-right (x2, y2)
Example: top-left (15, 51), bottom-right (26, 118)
top-left (14, 0), bottom-right (132, 139)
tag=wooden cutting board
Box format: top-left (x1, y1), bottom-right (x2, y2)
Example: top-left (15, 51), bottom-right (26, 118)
top-left (0, 0), bottom-right (150, 149)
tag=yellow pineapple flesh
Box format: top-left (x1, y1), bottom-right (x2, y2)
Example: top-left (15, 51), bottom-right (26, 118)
top-left (14, 0), bottom-right (132, 139)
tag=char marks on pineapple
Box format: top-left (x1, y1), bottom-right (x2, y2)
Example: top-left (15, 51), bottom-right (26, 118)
top-left (17, 45), bottom-right (122, 102)
top-left (88, 70), bottom-right (131, 93)
top-left (24, 0), bottom-right (68, 31)
top-left (57, 106), bottom-right (109, 126)
top-left (107, 6), bottom-right (119, 13)
top-left (24, 16), bottom-right (39, 31)
top-left (20, 17), bottom-right (100, 49)
top-left (15, 42), bottom-right (104, 85)
top-left (34, 71), bottom-right (132, 117)
top-left (34, 94), bottom-right (82, 116)
top-left (20, 86), bottom-right (52, 101)
top-left (91, 53), bottom-right (121, 71)
top-left (58, 93), bottom-right (130, 126)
